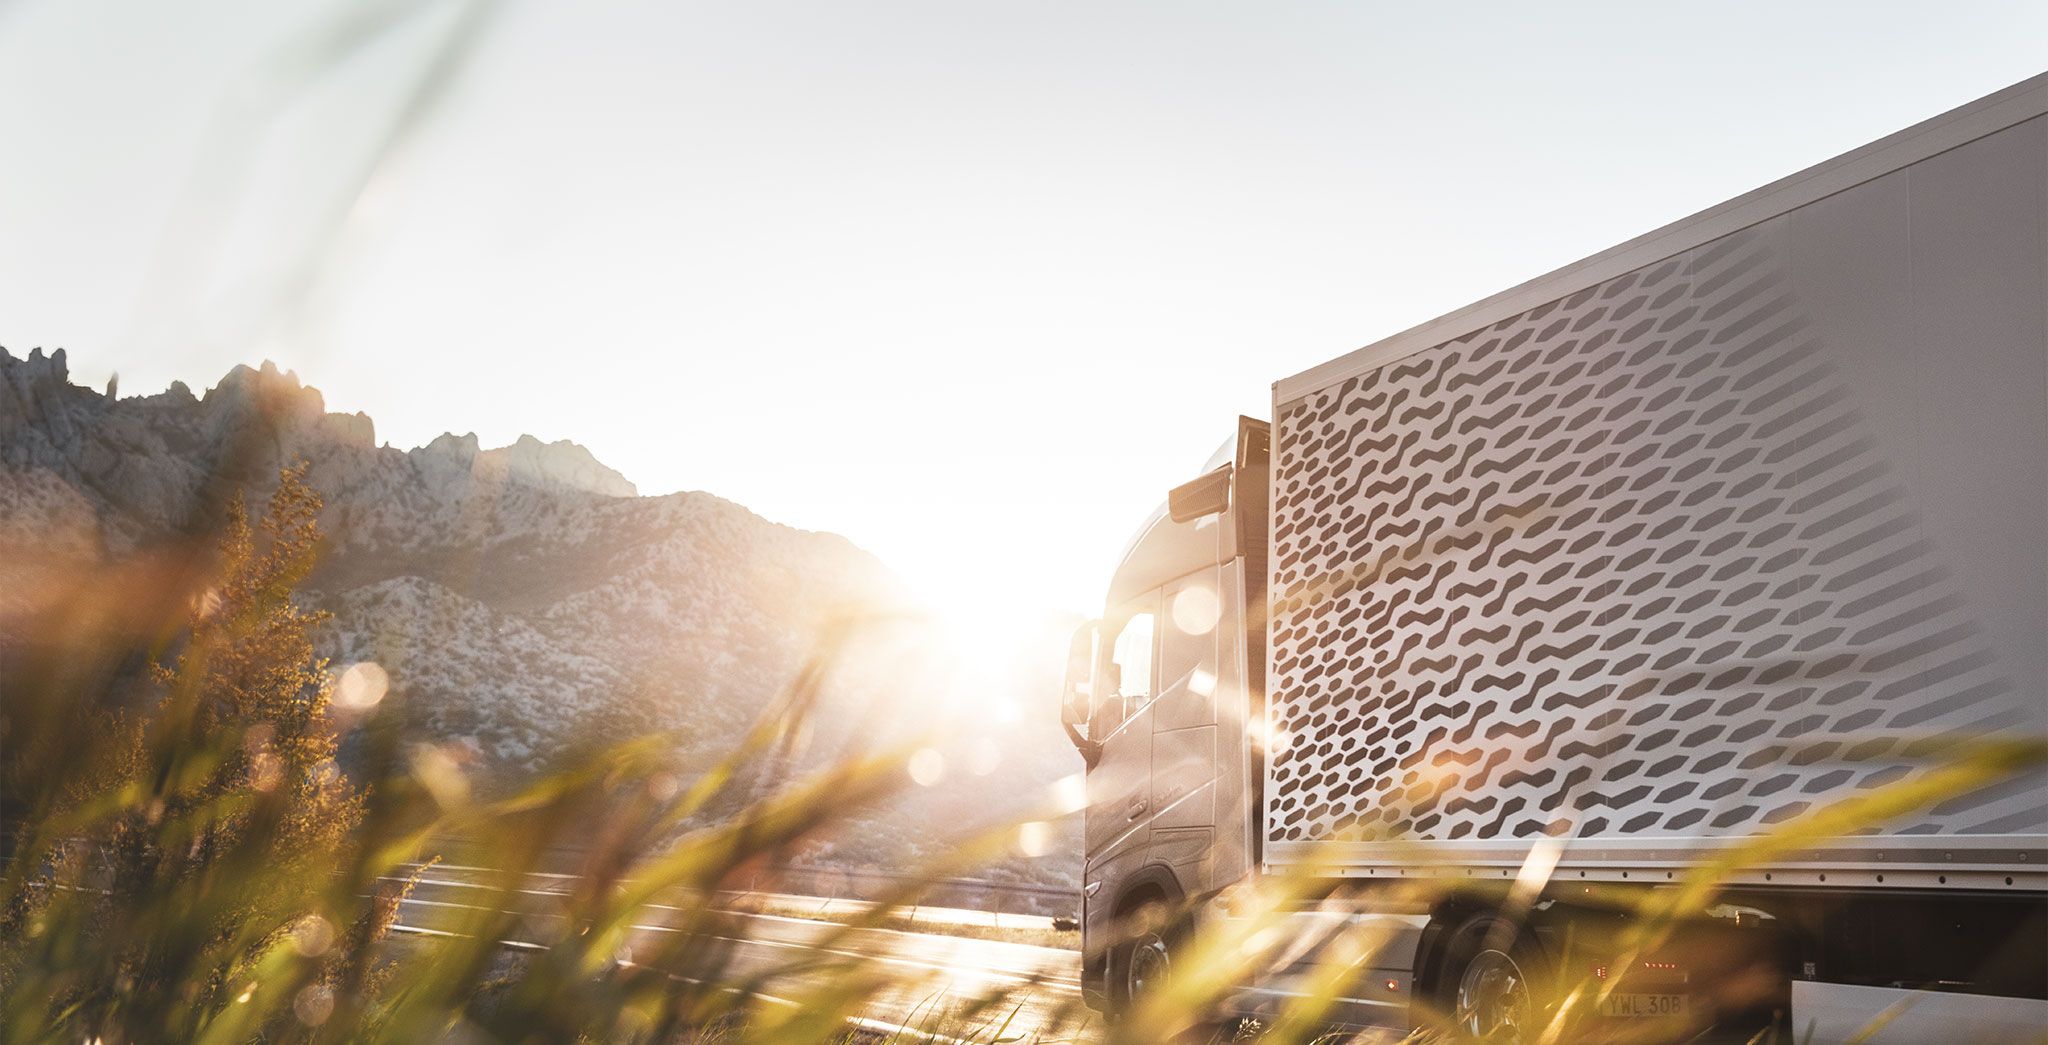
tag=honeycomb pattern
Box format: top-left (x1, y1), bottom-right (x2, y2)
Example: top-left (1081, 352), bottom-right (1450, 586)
top-left (1268, 229), bottom-right (2036, 844)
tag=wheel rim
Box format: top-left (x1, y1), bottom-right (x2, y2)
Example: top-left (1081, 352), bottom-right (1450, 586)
top-left (1126, 933), bottom-right (1170, 1000)
top-left (1455, 947), bottom-right (1530, 1040)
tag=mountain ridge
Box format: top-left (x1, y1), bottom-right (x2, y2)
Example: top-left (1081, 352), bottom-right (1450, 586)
top-left (0, 344), bottom-right (902, 774)
top-left (0, 346), bottom-right (1085, 886)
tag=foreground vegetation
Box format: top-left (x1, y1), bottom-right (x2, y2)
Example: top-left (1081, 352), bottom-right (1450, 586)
top-left (1, 468), bottom-right (2039, 1043)
top-left (0, 468), bottom-right (1089, 1043)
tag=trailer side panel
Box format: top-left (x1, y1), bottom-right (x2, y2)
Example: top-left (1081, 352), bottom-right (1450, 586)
top-left (1265, 107), bottom-right (2047, 882)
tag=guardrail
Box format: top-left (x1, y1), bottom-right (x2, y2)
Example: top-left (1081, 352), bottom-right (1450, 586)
top-left (751, 863), bottom-right (1074, 919)
top-left (434, 836), bottom-right (1077, 919)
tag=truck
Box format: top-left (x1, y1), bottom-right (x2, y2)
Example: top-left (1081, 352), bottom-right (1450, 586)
top-left (1058, 74), bottom-right (2048, 1041)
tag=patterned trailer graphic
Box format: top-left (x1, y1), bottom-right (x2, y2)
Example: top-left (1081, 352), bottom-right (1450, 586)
top-left (1264, 88), bottom-right (2047, 882)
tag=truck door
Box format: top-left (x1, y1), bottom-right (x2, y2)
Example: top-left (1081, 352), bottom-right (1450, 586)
top-left (1084, 599), bottom-right (1158, 864)
top-left (1148, 569), bottom-right (1221, 879)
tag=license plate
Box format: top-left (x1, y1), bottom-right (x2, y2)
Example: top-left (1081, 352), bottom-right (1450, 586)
top-left (1597, 993), bottom-right (1688, 1018)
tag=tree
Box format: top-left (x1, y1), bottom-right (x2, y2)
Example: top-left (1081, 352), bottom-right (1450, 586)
top-left (18, 463), bottom-right (378, 1040)
top-left (145, 461), bottom-right (360, 865)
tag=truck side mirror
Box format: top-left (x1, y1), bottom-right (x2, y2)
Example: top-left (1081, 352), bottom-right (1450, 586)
top-left (1061, 683), bottom-right (1090, 728)
top-left (1168, 465), bottom-right (1232, 522)
top-left (1061, 623), bottom-right (1096, 728)
top-left (1060, 623), bottom-right (1102, 767)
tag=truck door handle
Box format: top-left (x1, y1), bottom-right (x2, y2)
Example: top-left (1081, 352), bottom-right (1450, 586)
top-left (1128, 799), bottom-right (1148, 820)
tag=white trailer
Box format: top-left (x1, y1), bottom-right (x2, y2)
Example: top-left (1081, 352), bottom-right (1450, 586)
top-left (1061, 74), bottom-right (2048, 1040)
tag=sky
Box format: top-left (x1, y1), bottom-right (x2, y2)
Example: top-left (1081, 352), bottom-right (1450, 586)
top-left (2, 0), bottom-right (2043, 622)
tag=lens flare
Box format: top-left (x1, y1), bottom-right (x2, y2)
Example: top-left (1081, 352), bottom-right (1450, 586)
top-left (293, 984), bottom-right (334, 1026)
top-left (1172, 584), bottom-right (1221, 635)
top-left (1017, 821), bottom-right (1050, 857)
top-left (291, 915), bottom-right (335, 957)
top-left (907, 748), bottom-right (946, 786)
top-left (333, 661), bottom-right (389, 710)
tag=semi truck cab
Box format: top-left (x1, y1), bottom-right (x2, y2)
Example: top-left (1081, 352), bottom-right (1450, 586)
top-left (1062, 417), bottom-right (1274, 1014)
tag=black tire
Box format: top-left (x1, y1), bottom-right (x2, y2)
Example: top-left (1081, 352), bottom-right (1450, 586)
top-left (1107, 899), bottom-right (1179, 1021)
top-left (1426, 912), bottom-right (1552, 1042)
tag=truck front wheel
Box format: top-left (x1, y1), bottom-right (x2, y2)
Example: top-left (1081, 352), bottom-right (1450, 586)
top-left (1108, 899), bottom-right (1179, 1020)
top-left (1124, 926), bottom-right (1172, 1001)
top-left (1428, 912), bottom-right (1551, 1042)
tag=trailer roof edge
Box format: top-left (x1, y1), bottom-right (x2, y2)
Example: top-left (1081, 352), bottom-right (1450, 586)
top-left (1273, 72), bottom-right (2048, 409)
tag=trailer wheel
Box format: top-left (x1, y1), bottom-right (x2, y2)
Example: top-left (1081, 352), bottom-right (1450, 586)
top-left (1429, 912), bottom-right (1550, 1042)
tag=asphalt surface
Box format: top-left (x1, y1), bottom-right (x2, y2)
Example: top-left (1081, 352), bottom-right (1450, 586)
top-left (388, 862), bottom-right (1090, 1040)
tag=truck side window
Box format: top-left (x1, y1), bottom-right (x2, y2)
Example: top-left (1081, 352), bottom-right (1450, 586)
top-left (1112, 612), bottom-right (1155, 710)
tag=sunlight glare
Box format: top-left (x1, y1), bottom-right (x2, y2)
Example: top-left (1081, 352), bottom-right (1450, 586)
top-left (902, 593), bottom-right (1060, 720)
top-left (1249, 717), bottom-right (1291, 754)
top-left (1512, 836), bottom-right (1565, 903)
top-left (1049, 772), bottom-right (1088, 815)
top-left (967, 736), bottom-right (1002, 776)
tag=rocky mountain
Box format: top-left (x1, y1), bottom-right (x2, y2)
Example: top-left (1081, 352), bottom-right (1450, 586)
top-left (478, 433), bottom-right (638, 498)
top-left (0, 347), bottom-right (1084, 886)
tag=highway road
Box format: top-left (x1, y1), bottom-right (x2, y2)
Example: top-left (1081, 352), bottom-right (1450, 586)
top-left (389, 863), bottom-right (1090, 1041)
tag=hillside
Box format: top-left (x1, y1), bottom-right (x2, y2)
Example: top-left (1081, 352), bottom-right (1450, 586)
top-left (0, 347), bottom-right (1083, 887)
